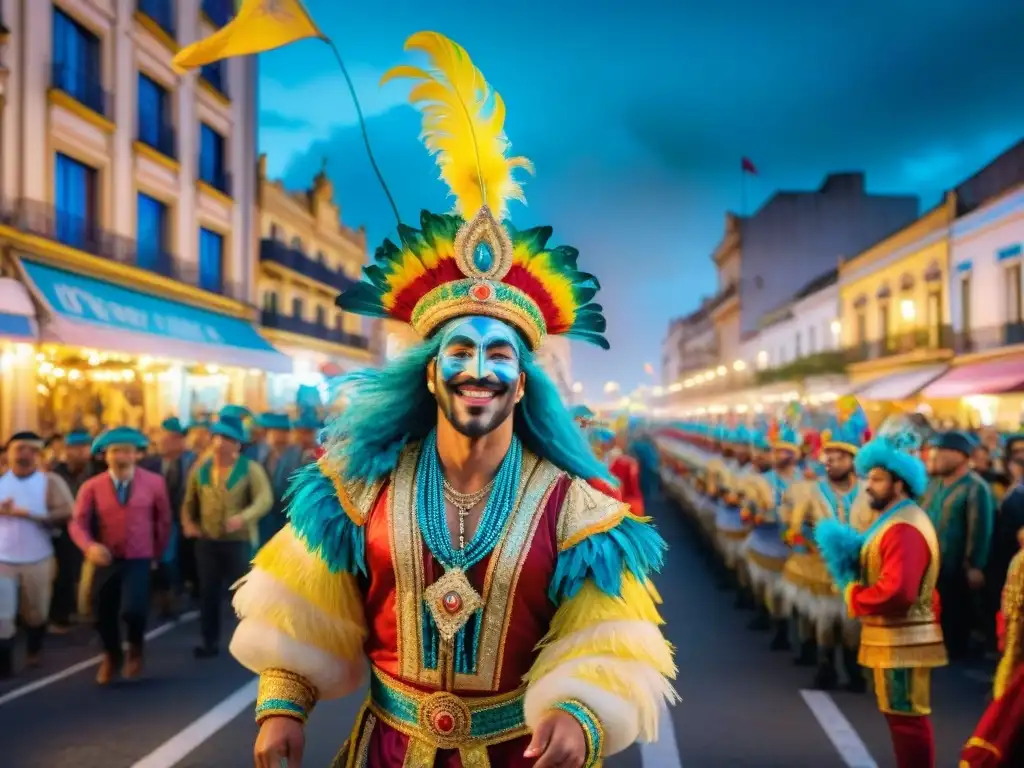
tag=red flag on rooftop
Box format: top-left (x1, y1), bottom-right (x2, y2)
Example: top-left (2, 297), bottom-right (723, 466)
top-left (741, 157), bottom-right (758, 175)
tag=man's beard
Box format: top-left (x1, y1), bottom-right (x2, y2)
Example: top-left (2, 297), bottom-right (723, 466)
top-left (827, 467), bottom-right (852, 484)
top-left (867, 489), bottom-right (894, 511)
top-left (436, 374), bottom-right (516, 438)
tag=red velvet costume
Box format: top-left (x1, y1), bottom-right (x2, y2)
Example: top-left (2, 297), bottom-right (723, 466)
top-left (842, 504), bottom-right (946, 768)
top-left (608, 453), bottom-right (644, 516)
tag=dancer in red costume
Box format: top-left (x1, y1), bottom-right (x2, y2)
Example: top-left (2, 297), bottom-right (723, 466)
top-left (960, 547), bottom-right (1024, 766)
top-left (590, 424), bottom-right (644, 516)
top-left (816, 427), bottom-right (946, 768)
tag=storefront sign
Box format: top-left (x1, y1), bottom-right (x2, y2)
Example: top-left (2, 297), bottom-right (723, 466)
top-left (22, 260), bottom-right (275, 352)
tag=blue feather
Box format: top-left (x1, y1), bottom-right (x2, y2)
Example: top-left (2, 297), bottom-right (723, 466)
top-left (548, 515), bottom-right (667, 604)
top-left (285, 463), bottom-right (367, 576)
top-left (813, 518), bottom-right (863, 588)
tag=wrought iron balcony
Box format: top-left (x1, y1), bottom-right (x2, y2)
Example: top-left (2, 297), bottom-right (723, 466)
top-left (259, 239), bottom-right (357, 292)
top-left (260, 310), bottom-right (370, 350)
top-left (844, 324), bottom-right (955, 363)
top-left (50, 62), bottom-right (111, 119)
top-left (0, 198), bottom-right (246, 302)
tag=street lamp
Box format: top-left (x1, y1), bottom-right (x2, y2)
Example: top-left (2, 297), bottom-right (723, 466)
top-left (900, 299), bottom-right (916, 322)
top-left (733, 359), bottom-right (746, 372)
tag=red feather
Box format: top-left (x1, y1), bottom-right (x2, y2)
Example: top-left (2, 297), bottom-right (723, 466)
top-left (503, 264), bottom-right (567, 332)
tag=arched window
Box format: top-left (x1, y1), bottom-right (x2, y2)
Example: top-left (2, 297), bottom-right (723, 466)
top-left (290, 236), bottom-right (304, 254)
top-left (262, 291), bottom-right (278, 313)
top-left (316, 250), bottom-right (327, 264)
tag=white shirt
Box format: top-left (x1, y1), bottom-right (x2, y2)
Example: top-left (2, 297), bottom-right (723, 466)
top-left (0, 470), bottom-right (54, 564)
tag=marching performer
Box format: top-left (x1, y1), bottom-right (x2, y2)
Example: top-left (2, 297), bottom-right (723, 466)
top-left (742, 420), bottom-right (800, 649)
top-left (816, 427), bottom-right (946, 768)
top-left (711, 426), bottom-right (749, 597)
top-left (231, 32), bottom-right (676, 768)
top-left (960, 546), bottom-right (1024, 766)
top-left (780, 399), bottom-right (872, 690)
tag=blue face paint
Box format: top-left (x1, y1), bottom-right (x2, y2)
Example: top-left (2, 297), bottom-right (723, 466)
top-left (436, 316), bottom-right (520, 386)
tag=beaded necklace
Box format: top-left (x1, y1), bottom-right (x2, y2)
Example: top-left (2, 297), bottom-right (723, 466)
top-left (416, 429), bottom-right (522, 570)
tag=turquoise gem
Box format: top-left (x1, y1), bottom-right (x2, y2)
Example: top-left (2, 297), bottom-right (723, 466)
top-left (472, 241), bottom-right (494, 272)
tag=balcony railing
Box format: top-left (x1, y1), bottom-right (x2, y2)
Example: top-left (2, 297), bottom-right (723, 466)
top-left (138, 122), bottom-right (176, 160)
top-left (845, 325), bottom-right (955, 363)
top-left (754, 349), bottom-right (848, 385)
top-left (201, 0), bottom-right (234, 27)
top-left (261, 310), bottom-right (370, 350)
top-left (0, 198), bottom-right (246, 302)
top-left (137, 0), bottom-right (176, 38)
top-left (198, 168), bottom-right (232, 197)
top-left (952, 323), bottom-right (1024, 355)
top-left (200, 61), bottom-right (228, 97)
top-left (259, 239), bottom-right (357, 292)
top-left (50, 62), bottom-right (111, 119)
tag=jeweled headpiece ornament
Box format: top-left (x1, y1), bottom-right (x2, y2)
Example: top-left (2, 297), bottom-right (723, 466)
top-left (336, 32), bottom-right (608, 350)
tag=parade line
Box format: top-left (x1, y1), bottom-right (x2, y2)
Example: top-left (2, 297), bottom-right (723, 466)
top-left (0, 610), bottom-right (199, 708)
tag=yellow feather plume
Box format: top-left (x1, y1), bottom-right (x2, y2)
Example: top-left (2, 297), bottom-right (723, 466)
top-left (380, 31), bottom-right (533, 218)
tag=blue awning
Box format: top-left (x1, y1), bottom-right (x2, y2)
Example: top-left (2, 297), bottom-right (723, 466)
top-left (0, 277), bottom-right (37, 341)
top-left (19, 259), bottom-right (292, 373)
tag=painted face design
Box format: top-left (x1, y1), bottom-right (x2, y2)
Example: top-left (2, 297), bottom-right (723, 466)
top-left (433, 316), bottom-right (522, 438)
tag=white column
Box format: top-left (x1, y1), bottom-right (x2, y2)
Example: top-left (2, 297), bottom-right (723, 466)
top-left (20, 0), bottom-right (52, 201)
top-left (0, 342), bottom-right (39, 435)
top-left (111, 0), bottom-right (134, 236)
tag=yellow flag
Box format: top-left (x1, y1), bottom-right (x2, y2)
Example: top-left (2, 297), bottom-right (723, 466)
top-left (172, 0), bottom-right (323, 73)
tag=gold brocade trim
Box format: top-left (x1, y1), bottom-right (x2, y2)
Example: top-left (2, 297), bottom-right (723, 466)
top-left (996, 550), bottom-right (1024, 699)
top-left (319, 455), bottom-right (386, 526)
top-left (557, 476), bottom-right (629, 550)
top-left (965, 737), bottom-right (1002, 758)
top-left (859, 640), bottom-right (948, 669)
top-left (822, 441), bottom-right (860, 456)
top-left (256, 668), bottom-right (318, 723)
top-left (872, 667), bottom-right (933, 715)
top-left (781, 554), bottom-right (836, 596)
top-left (403, 738), bottom-right (437, 767)
top-left (390, 445), bottom-right (559, 690)
top-left (411, 281), bottom-right (545, 349)
top-left (746, 548), bottom-right (787, 573)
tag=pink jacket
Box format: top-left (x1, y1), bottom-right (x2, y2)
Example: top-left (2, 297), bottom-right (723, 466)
top-left (70, 468), bottom-right (172, 560)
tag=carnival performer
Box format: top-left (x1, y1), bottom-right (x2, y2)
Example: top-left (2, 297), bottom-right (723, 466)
top-left (919, 430), bottom-right (996, 660)
top-left (230, 32), bottom-right (676, 768)
top-left (70, 428), bottom-right (172, 684)
top-left (742, 420), bottom-right (800, 649)
top-left (960, 546), bottom-right (1024, 766)
top-left (780, 400), bottom-right (872, 690)
top-left (816, 427), bottom-right (946, 768)
top-left (590, 421), bottom-right (645, 516)
top-left (710, 426), bottom-right (747, 596)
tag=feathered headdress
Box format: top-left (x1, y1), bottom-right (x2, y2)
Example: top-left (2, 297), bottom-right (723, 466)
top-left (769, 414), bottom-right (801, 453)
top-left (821, 395), bottom-right (869, 455)
top-left (336, 32), bottom-right (608, 350)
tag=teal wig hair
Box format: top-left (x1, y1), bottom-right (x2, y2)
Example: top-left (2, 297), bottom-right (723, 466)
top-left (324, 334), bottom-right (612, 484)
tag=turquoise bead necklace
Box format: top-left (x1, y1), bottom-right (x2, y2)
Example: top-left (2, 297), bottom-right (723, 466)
top-left (416, 428), bottom-right (522, 571)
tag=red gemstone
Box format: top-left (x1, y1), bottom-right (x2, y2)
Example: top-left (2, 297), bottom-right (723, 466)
top-left (442, 591), bottom-right (462, 614)
top-left (470, 282), bottom-right (492, 301)
top-left (434, 712), bottom-right (455, 733)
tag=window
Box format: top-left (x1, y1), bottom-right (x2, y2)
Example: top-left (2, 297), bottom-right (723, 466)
top-left (263, 291), bottom-right (278, 314)
top-left (52, 9), bottom-right (104, 116)
top-left (959, 275), bottom-right (971, 333)
top-left (808, 325), bottom-right (816, 354)
top-left (794, 332), bottom-right (801, 359)
top-left (198, 228), bottom-right (223, 293)
top-left (335, 312), bottom-right (344, 330)
top-left (200, 61), bottom-right (227, 96)
top-left (138, 0), bottom-right (176, 37)
top-left (137, 74), bottom-right (174, 157)
top-left (202, 0), bottom-right (234, 27)
top-left (1007, 264), bottom-right (1023, 323)
top-left (855, 310), bottom-right (867, 346)
top-left (878, 302), bottom-right (891, 345)
top-left (136, 193), bottom-right (169, 272)
top-left (315, 306), bottom-right (326, 326)
top-left (54, 153), bottom-right (99, 250)
top-left (927, 289), bottom-right (942, 347)
top-left (290, 236), bottom-right (304, 253)
top-left (199, 124), bottom-right (228, 194)
top-left (291, 297), bottom-right (303, 318)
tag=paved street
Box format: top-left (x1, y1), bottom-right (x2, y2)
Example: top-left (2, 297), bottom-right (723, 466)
top-left (0, 490), bottom-right (992, 767)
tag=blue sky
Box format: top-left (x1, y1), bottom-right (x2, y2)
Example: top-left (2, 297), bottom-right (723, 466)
top-left (256, 0), bottom-right (1024, 396)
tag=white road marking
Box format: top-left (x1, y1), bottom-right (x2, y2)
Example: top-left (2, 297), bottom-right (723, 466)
top-left (640, 700), bottom-right (683, 767)
top-left (0, 610), bottom-right (198, 707)
top-left (800, 690), bottom-right (878, 768)
top-left (130, 678), bottom-right (258, 768)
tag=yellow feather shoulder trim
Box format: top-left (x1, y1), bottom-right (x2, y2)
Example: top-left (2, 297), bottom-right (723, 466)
top-left (381, 31), bottom-right (533, 219)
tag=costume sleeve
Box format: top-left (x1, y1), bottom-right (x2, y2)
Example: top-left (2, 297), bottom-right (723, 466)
top-left (994, 552), bottom-right (1024, 699)
top-left (181, 466), bottom-right (200, 527)
top-left (625, 459), bottom-right (644, 516)
top-left (843, 524), bottom-right (931, 619)
top-left (965, 479), bottom-right (996, 572)
top-left (229, 460), bottom-right (378, 724)
top-left (524, 478), bottom-right (677, 761)
top-left (68, 480), bottom-right (97, 552)
top-left (960, 663), bottom-right (1024, 767)
top-left (238, 460), bottom-right (273, 524)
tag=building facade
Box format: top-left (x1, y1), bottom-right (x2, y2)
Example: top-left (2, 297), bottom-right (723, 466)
top-left (255, 154), bottom-right (374, 413)
top-left (836, 194), bottom-right (957, 408)
top-left (0, 0), bottom-right (268, 437)
top-left (739, 173), bottom-right (919, 336)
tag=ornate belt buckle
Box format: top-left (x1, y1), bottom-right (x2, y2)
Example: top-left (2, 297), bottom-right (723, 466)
top-left (419, 691), bottom-right (471, 748)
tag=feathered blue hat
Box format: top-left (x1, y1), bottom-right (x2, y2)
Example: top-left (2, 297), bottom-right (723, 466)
top-left (65, 429), bottom-right (92, 448)
top-left (770, 420), bottom-right (801, 453)
top-left (220, 405), bottom-right (252, 422)
top-left (92, 427), bottom-right (147, 454)
top-left (733, 423), bottom-right (751, 445)
top-left (211, 418), bottom-right (246, 444)
top-left (750, 428), bottom-right (771, 451)
top-left (256, 412), bottom-right (291, 431)
top-left (854, 434), bottom-right (929, 498)
top-left (822, 396), bottom-right (868, 455)
top-left (292, 411), bottom-right (325, 431)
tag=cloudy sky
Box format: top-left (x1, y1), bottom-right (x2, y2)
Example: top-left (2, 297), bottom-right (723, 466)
top-left (256, 0), bottom-right (1024, 396)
